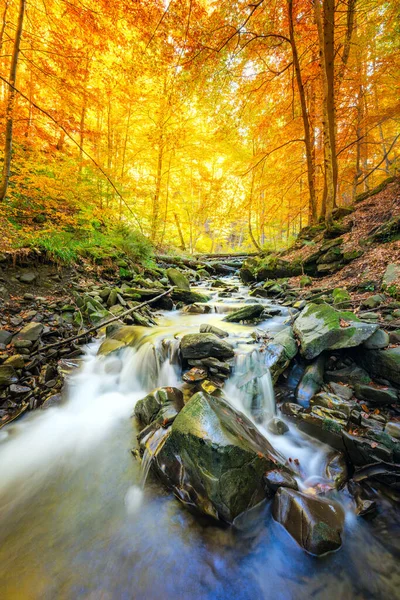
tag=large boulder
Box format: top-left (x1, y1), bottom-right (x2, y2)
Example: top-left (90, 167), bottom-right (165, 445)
top-left (293, 303), bottom-right (378, 359)
top-left (166, 268), bottom-right (190, 291)
top-left (151, 392), bottom-right (291, 523)
top-left (223, 304), bottom-right (264, 323)
top-left (272, 487), bottom-right (345, 555)
top-left (180, 333), bottom-right (234, 360)
top-left (358, 347), bottom-right (400, 386)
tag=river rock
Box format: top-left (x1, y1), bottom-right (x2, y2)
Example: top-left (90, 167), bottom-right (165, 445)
top-left (329, 382), bottom-right (354, 400)
top-left (0, 330), bottom-right (12, 345)
top-left (152, 391), bottom-right (291, 523)
top-left (0, 365), bottom-right (17, 386)
top-left (134, 387), bottom-right (184, 428)
top-left (171, 289), bottom-right (210, 305)
top-left (359, 347), bottom-right (400, 386)
top-left (296, 355), bottom-right (326, 408)
top-left (325, 364), bottom-right (371, 386)
top-left (13, 322), bottom-right (44, 342)
top-left (183, 303), bottom-right (212, 314)
top-left (166, 268), bottom-right (190, 291)
top-left (324, 451), bottom-right (348, 489)
top-left (382, 263), bottom-right (400, 289)
top-left (385, 422), bottom-right (400, 440)
top-left (342, 430), bottom-right (393, 466)
top-left (272, 487), bottom-right (345, 555)
top-left (183, 367), bottom-right (207, 383)
top-left (199, 323), bottom-right (229, 338)
top-left (294, 303), bottom-right (378, 359)
top-left (264, 327), bottom-right (298, 382)
top-left (363, 329), bottom-right (389, 349)
top-left (4, 354), bottom-right (25, 369)
top-left (223, 304), bottom-right (264, 323)
top-left (180, 333), bottom-right (234, 360)
top-left (354, 384), bottom-right (398, 406)
top-left (20, 272), bottom-right (37, 284)
top-left (264, 470), bottom-right (298, 494)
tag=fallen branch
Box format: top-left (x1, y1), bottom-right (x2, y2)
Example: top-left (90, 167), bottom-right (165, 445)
top-left (31, 287), bottom-right (173, 357)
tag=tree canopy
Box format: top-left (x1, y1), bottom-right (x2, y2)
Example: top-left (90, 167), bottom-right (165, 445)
top-left (0, 0), bottom-right (399, 255)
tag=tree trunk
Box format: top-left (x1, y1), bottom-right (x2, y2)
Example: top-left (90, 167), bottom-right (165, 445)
top-left (0, 0), bottom-right (26, 201)
top-left (174, 212), bottom-right (186, 250)
top-left (151, 134), bottom-right (164, 242)
top-left (288, 0), bottom-right (317, 224)
top-left (314, 0), bottom-right (336, 222)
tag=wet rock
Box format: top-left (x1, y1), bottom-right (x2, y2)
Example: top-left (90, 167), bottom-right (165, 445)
top-left (166, 268), bottom-right (190, 291)
top-left (353, 461), bottom-right (400, 490)
top-left (382, 263), bottom-right (400, 294)
top-left (324, 451), bottom-right (348, 489)
top-left (20, 272), bottom-right (37, 284)
top-left (359, 347), bottom-right (400, 386)
top-left (13, 322), bottom-right (44, 342)
top-left (267, 417), bottom-right (289, 435)
top-left (272, 487), bottom-right (345, 555)
top-left (171, 289), bottom-right (210, 305)
top-left (13, 339), bottom-right (33, 349)
top-left (354, 384), bottom-right (397, 406)
top-left (310, 392), bottom-right (355, 417)
top-left (0, 330), bottom-right (12, 345)
top-left (152, 391), bottom-right (292, 523)
top-left (264, 327), bottom-right (298, 383)
top-left (239, 267), bottom-right (256, 284)
top-left (347, 480), bottom-right (377, 517)
top-left (134, 387), bottom-right (184, 428)
top-left (385, 422), bottom-right (400, 440)
top-left (342, 430), bottom-right (393, 466)
top-left (0, 365), bottom-right (17, 386)
top-left (199, 323), bottom-right (229, 338)
top-left (294, 303), bottom-right (378, 359)
top-left (363, 329), bottom-right (389, 349)
top-left (183, 303), bottom-right (212, 314)
top-left (223, 304), bottom-right (264, 323)
top-left (180, 333), bottom-right (234, 360)
top-left (296, 355), bottom-right (326, 408)
top-left (183, 367), bottom-right (208, 383)
top-left (264, 470), bottom-right (298, 494)
top-left (188, 357), bottom-right (231, 375)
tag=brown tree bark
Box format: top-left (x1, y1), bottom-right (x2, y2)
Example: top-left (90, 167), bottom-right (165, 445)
top-left (288, 0), bottom-right (317, 224)
top-left (314, 0), bottom-right (336, 222)
top-left (0, 0), bottom-right (26, 201)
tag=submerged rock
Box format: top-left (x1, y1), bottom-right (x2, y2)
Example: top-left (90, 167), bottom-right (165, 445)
top-left (264, 470), bottom-right (298, 494)
top-left (294, 303), bottom-right (378, 359)
top-left (151, 391), bottom-right (291, 523)
top-left (223, 304), bottom-right (264, 323)
top-left (183, 303), bottom-right (212, 314)
top-left (180, 333), bottom-right (234, 360)
top-left (272, 487), bottom-right (345, 555)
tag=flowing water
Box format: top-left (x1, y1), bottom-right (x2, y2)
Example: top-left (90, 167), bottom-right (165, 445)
top-left (0, 279), bottom-right (399, 599)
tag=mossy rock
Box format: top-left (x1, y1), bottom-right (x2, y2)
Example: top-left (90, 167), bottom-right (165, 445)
top-left (223, 304), bottom-right (264, 323)
top-left (323, 221), bottom-right (352, 239)
top-left (293, 302), bottom-right (378, 359)
top-left (151, 392), bottom-right (292, 523)
top-left (355, 176), bottom-right (396, 204)
top-left (332, 287), bottom-right (351, 307)
top-left (171, 289), bottom-right (210, 305)
top-left (367, 215), bottom-right (400, 244)
top-left (166, 268), bottom-right (190, 291)
top-left (300, 275), bottom-right (312, 288)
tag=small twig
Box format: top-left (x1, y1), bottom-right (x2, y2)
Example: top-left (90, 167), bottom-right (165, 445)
top-left (31, 288), bottom-right (173, 357)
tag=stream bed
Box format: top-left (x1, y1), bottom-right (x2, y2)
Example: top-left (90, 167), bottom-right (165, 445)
top-left (0, 280), bottom-right (399, 599)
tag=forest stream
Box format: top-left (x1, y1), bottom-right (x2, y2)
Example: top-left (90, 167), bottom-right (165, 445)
top-left (0, 278), bottom-right (399, 600)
